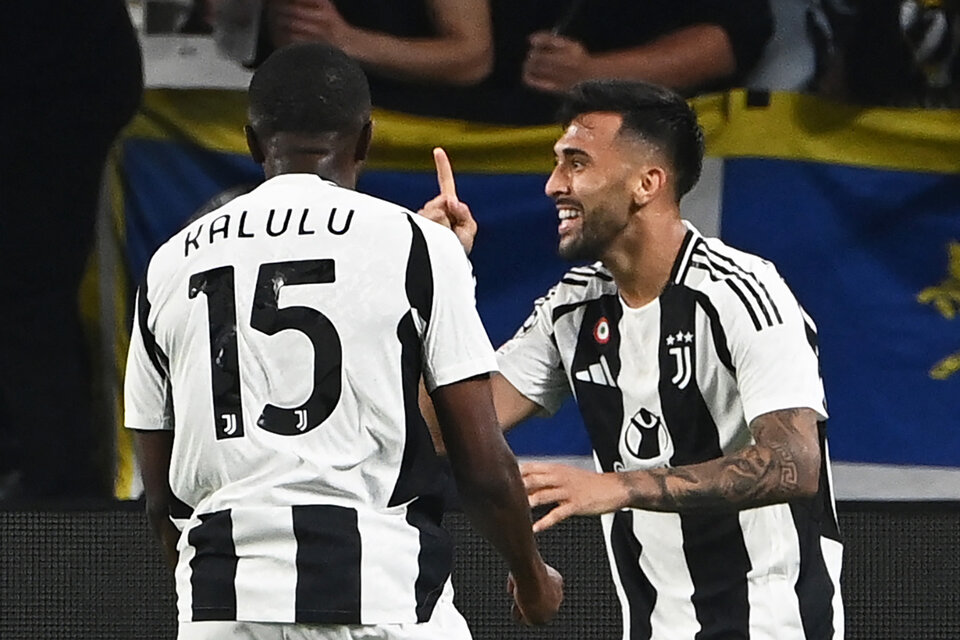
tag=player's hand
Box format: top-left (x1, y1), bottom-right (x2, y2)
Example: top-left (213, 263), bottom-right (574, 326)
top-left (507, 562), bottom-right (564, 625)
top-left (418, 147), bottom-right (478, 255)
top-left (521, 462), bottom-right (630, 532)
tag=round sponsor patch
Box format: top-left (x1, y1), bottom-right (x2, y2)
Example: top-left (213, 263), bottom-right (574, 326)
top-left (594, 317), bottom-right (610, 344)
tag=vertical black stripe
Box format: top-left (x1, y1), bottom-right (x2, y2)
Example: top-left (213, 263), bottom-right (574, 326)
top-left (571, 294), bottom-right (624, 472)
top-left (136, 269), bottom-right (168, 377)
top-left (405, 214), bottom-right (433, 324)
top-left (610, 510), bottom-right (656, 640)
top-left (668, 230), bottom-right (695, 284)
top-left (658, 285), bottom-right (751, 639)
top-left (293, 504), bottom-right (362, 624)
top-left (790, 428), bottom-right (839, 640)
top-left (572, 295), bottom-right (659, 635)
top-left (389, 217), bottom-right (445, 508)
top-left (188, 509), bottom-right (238, 621)
top-left (406, 495), bottom-right (453, 622)
top-left (690, 291), bottom-right (735, 374)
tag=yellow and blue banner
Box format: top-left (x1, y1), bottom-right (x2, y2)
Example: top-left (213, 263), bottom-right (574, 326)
top-left (110, 89), bottom-right (960, 498)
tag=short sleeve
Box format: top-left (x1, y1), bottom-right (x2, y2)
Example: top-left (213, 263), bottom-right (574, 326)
top-left (727, 268), bottom-right (828, 425)
top-left (124, 286), bottom-right (174, 431)
top-left (418, 222), bottom-right (498, 391)
top-left (496, 287), bottom-right (571, 415)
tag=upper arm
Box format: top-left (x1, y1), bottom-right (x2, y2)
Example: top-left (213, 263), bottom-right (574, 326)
top-left (418, 223), bottom-right (497, 392)
top-left (427, 0), bottom-right (492, 43)
top-left (748, 407), bottom-right (821, 495)
top-left (431, 375), bottom-right (514, 477)
top-left (131, 428), bottom-right (175, 515)
top-left (125, 282), bottom-right (174, 432)
top-left (721, 260), bottom-right (827, 425)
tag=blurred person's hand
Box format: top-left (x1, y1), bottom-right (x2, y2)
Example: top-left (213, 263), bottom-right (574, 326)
top-left (522, 31), bottom-right (594, 93)
top-left (418, 148), bottom-right (477, 255)
top-left (267, 0), bottom-right (354, 49)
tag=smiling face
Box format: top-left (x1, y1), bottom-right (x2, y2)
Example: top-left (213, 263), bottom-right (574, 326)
top-left (546, 112), bottom-right (646, 262)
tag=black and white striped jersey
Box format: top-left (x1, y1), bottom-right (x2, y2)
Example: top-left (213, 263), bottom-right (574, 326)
top-left (498, 223), bottom-right (843, 640)
top-left (124, 174), bottom-right (497, 625)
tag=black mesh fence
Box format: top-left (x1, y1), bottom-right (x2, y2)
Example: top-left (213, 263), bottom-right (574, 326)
top-left (0, 502), bottom-right (957, 639)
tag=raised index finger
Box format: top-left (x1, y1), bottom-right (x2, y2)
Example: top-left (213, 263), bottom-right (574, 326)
top-left (433, 147), bottom-right (458, 200)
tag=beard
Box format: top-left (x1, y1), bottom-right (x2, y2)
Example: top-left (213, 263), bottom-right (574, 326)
top-left (558, 208), bottom-right (626, 262)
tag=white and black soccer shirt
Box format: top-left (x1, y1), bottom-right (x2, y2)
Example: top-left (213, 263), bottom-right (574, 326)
top-left (124, 174), bottom-right (497, 625)
top-left (498, 223), bottom-right (844, 640)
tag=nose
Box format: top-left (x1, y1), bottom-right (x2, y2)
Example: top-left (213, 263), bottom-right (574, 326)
top-left (545, 165), bottom-right (567, 199)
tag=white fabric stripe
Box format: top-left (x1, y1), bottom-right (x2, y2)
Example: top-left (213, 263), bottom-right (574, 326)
top-left (691, 255), bottom-right (769, 328)
top-left (700, 244), bottom-right (781, 324)
top-left (689, 259), bottom-right (767, 328)
top-left (821, 537), bottom-right (845, 640)
top-left (599, 510), bottom-right (632, 640)
top-left (176, 527), bottom-right (197, 622)
top-left (232, 507), bottom-right (297, 622)
top-left (358, 506), bottom-right (420, 623)
top-left (740, 505), bottom-right (805, 639)
top-left (633, 512), bottom-right (700, 640)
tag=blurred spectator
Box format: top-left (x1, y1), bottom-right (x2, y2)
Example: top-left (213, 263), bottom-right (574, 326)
top-left (810, 0), bottom-right (960, 107)
top-left (0, 0), bottom-right (143, 503)
top-left (517, 0), bottom-right (774, 97)
top-left (264, 0), bottom-right (493, 86)
top-left (746, 0), bottom-right (819, 91)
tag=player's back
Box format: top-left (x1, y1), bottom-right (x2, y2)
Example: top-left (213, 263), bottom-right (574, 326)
top-left (141, 174), bottom-right (437, 514)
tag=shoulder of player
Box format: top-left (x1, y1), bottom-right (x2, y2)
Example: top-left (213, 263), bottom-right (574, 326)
top-left (680, 236), bottom-right (793, 330)
top-left (538, 262), bottom-right (617, 311)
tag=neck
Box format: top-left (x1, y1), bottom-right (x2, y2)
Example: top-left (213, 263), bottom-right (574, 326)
top-left (601, 207), bottom-right (688, 308)
top-left (261, 132), bottom-right (359, 188)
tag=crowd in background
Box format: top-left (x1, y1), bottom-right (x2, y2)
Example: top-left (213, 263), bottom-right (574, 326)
top-left (1, 0), bottom-right (958, 505)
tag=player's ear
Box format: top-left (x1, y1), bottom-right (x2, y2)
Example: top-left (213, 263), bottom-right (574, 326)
top-left (631, 165), bottom-right (667, 208)
top-left (355, 120), bottom-right (373, 164)
top-left (245, 125), bottom-right (265, 164)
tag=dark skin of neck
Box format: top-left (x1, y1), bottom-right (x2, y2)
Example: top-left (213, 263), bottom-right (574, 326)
top-left (244, 123), bottom-right (373, 187)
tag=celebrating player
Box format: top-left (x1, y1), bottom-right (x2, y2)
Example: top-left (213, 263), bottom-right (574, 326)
top-left (421, 79), bottom-right (844, 640)
top-left (125, 43), bottom-right (562, 640)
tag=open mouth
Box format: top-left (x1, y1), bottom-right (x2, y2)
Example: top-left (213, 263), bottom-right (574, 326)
top-left (558, 207), bottom-right (582, 235)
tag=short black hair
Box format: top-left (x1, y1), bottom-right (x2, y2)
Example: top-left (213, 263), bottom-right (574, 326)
top-left (248, 43), bottom-right (371, 137)
top-left (557, 80), bottom-right (705, 201)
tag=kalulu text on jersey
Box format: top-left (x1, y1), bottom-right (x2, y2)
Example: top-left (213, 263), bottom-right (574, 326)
top-left (184, 208), bottom-right (355, 257)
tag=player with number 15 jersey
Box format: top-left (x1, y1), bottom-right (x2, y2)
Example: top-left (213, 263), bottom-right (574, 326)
top-left (125, 174), bottom-right (496, 625)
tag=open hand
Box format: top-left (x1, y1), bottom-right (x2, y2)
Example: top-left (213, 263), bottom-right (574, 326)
top-left (418, 147), bottom-right (478, 255)
top-left (521, 462), bottom-right (630, 532)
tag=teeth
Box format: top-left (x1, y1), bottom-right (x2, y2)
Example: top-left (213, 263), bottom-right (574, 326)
top-left (558, 208), bottom-right (580, 220)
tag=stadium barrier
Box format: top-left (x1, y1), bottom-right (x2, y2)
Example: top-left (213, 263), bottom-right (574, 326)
top-left (1, 501), bottom-right (957, 639)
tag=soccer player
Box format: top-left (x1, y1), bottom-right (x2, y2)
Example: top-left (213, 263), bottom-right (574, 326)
top-left (421, 80), bottom-right (844, 639)
top-left (124, 43), bottom-right (562, 640)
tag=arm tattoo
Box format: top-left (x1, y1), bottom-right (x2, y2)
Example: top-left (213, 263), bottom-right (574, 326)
top-left (626, 408), bottom-right (818, 512)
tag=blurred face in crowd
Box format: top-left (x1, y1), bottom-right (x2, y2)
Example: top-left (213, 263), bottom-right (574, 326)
top-left (546, 112), bottom-right (646, 261)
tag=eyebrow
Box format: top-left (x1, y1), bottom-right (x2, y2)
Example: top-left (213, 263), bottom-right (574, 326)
top-left (556, 146), bottom-right (589, 159)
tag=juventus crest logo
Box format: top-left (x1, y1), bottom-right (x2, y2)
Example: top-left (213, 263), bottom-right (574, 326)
top-left (665, 330), bottom-right (694, 389)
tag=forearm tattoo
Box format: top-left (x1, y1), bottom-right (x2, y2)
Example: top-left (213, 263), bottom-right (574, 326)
top-left (624, 408), bottom-right (816, 512)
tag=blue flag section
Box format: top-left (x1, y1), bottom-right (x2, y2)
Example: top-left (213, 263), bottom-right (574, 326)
top-left (721, 159), bottom-right (960, 466)
top-left (111, 89), bottom-right (960, 497)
